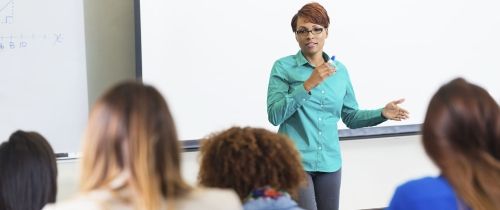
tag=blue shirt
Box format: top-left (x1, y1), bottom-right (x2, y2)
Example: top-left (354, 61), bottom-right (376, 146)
top-left (267, 51), bottom-right (386, 172)
top-left (243, 195), bottom-right (304, 210)
top-left (387, 176), bottom-right (470, 210)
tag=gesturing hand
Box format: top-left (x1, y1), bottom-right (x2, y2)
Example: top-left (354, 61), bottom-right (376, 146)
top-left (382, 99), bottom-right (410, 121)
top-left (304, 62), bottom-right (335, 91)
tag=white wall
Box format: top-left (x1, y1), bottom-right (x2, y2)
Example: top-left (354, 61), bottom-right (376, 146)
top-left (57, 134), bottom-right (437, 209)
top-left (340, 135), bottom-right (437, 209)
top-left (139, 0), bottom-right (500, 141)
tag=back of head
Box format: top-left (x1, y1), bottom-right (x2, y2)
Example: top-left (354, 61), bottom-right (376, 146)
top-left (198, 126), bottom-right (306, 201)
top-left (422, 78), bottom-right (500, 209)
top-left (0, 130), bottom-right (57, 210)
top-left (80, 81), bottom-right (190, 210)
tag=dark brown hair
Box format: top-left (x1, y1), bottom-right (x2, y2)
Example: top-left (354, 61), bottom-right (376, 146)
top-left (81, 81), bottom-right (191, 210)
top-left (291, 2), bottom-right (330, 32)
top-left (198, 127), bottom-right (306, 201)
top-left (423, 78), bottom-right (500, 210)
top-left (0, 130), bottom-right (57, 210)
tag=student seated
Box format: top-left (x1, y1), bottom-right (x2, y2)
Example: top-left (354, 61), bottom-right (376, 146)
top-left (387, 78), bottom-right (500, 210)
top-left (0, 130), bottom-right (58, 210)
top-left (198, 126), bottom-right (306, 210)
top-left (44, 81), bottom-right (241, 210)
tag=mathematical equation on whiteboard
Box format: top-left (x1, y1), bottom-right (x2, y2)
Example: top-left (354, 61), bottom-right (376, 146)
top-left (0, 0), bottom-right (14, 24)
top-left (0, 33), bottom-right (63, 50)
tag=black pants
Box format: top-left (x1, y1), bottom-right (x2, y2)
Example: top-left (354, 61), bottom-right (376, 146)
top-left (298, 169), bottom-right (342, 210)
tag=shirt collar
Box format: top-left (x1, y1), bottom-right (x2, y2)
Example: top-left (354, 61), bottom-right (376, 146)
top-left (295, 50), bottom-right (331, 67)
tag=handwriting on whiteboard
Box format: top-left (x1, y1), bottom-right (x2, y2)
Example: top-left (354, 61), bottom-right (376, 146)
top-left (0, 33), bottom-right (63, 50)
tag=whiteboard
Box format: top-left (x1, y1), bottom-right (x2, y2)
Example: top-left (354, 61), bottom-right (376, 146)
top-left (0, 0), bottom-right (88, 153)
top-left (138, 0), bottom-right (499, 141)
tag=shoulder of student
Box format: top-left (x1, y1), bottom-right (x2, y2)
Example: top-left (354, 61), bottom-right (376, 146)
top-left (43, 187), bottom-right (242, 210)
top-left (176, 187), bottom-right (243, 210)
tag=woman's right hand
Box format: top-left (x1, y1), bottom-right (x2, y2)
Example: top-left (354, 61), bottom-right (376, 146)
top-left (304, 62), bottom-right (336, 91)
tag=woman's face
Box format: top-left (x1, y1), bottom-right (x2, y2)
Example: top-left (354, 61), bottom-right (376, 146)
top-left (295, 17), bottom-right (328, 57)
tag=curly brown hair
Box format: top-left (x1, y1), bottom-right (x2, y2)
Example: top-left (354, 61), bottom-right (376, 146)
top-left (198, 127), bottom-right (306, 201)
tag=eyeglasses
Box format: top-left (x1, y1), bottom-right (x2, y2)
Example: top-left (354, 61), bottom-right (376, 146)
top-left (295, 27), bottom-right (325, 37)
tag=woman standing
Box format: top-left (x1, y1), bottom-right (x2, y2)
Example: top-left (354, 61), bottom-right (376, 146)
top-left (266, 2), bottom-right (409, 210)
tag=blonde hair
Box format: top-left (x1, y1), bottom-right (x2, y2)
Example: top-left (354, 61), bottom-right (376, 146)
top-left (80, 81), bottom-right (191, 210)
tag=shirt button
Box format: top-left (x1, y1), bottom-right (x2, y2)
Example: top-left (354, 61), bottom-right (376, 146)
top-left (302, 98), bottom-right (306, 101)
top-left (319, 131), bottom-right (322, 135)
top-left (319, 118), bottom-right (322, 121)
top-left (321, 90), bottom-right (325, 94)
top-left (318, 147), bottom-right (322, 150)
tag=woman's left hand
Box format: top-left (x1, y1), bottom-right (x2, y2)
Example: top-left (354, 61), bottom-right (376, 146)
top-left (382, 99), bottom-right (409, 121)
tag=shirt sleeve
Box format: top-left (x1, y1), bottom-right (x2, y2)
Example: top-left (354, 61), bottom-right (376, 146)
top-left (387, 185), bottom-right (409, 210)
top-left (341, 68), bottom-right (387, 128)
top-left (267, 60), bottom-right (311, 126)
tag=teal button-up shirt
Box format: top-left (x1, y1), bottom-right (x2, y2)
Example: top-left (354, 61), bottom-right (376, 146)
top-left (267, 51), bottom-right (387, 172)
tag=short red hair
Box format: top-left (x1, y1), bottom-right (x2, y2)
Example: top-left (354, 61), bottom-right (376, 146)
top-left (291, 2), bottom-right (330, 32)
